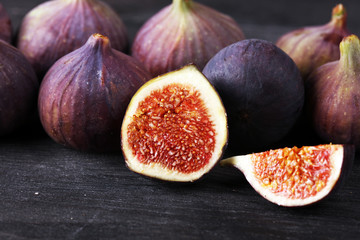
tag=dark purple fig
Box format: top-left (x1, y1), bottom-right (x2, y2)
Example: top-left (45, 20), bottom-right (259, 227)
top-left (131, 0), bottom-right (245, 77)
top-left (0, 3), bottom-right (11, 43)
top-left (38, 34), bottom-right (151, 152)
top-left (17, 0), bottom-right (128, 79)
top-left (121, 65), bottom-right (228, 182)
top-left (0, 40), bottom-right (38, 136)
top-left (221, 144), bottom-right (354, 207)
top-left (203, 39), bottom-right (304, 153)
top-left (276, 4), bottom-right (350, 79)
top-left (306, 34), bottom-right (360, 149)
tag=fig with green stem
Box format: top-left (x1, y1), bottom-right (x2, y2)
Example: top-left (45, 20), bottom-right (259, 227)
top-left (277, 4), bottom-right (350, 79)
top-left (306, 34), bottom-right (360, 149)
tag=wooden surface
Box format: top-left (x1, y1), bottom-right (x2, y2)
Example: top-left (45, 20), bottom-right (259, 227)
top-left (1, 0), bottom-right (360, 239)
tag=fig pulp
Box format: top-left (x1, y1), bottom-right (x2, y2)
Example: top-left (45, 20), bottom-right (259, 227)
top-left (121, 65), bottom-right (228, 182)
top-left (38, 34), bottom-right (151, 152)
top-left (306, 34), bottom-right (360, 149)
top-left (221, 144), bottom-right (354, 207)
top-left (131, 0), bottom-right (245, 77)
top-left (0, 3), bottom-right (11, 43)
top-left (276, 4), bottom-right (350, 79)
top-left (203, 39), bottom-right (304, 153)
top-left (17, 0), bottom-right (128, 79)
top-left (0, 40), bottom-right (39, 135)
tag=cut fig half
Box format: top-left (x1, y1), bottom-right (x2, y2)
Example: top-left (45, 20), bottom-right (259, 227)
top-left (221, 144), bottom-right (354, 207)
top-left (121, 65), bottom-right (228, 182)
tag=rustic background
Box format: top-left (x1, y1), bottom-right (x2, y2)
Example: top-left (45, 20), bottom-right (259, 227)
top-left (1, 0), bottom-right (360, 239)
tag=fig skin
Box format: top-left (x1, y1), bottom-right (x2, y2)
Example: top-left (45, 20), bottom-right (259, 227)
top-left (306, 34), bottom-right (360, 150)
top-left (221, 144), bottom-right (355, 207)
top-left (0, 3), bottom-right (12, 44)
top-left (38, 34), bottom-right (151, 152)
top-left (131, 0), bottom-right (245, 77)
top-left (17, 0), bottom-right (128, 79)
top-left (276, 4), bottom-right (350, 79)
top-left (203, 39), bottom-right (304, 153)
top-left (121, 65), bottom-right (228, 182)
top-left (0, 40), bottom-right (39, 136)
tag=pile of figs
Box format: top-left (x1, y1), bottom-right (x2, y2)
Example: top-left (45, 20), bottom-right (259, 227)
top-left (1, 0), bottom-right (359, 207)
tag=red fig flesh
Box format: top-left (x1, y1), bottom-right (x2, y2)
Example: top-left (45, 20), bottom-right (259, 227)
top-left (221, 144), bottom-right (354, 207)
top-left (121, 65), bottom-right (228, 182)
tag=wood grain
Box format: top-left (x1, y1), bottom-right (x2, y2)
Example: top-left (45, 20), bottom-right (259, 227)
top-left (1, 0), bottom-right (360, 239)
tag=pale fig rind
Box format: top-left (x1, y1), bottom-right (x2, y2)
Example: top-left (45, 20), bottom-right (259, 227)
top-left (17, 0), bottom-right (128, 78)
top-left (38, 34), bottom-right (150, 152)
top-left (131, 0), bottom-right (245, 77)
top-left (276, 4), bottom-right (350, 79)
top-left (306, 34), bottom-right (360, 149)
top-left (0, 40), bottom-right (39, 135)
top-left (0, 3), bottom-right (12, 43)
top-left (221, 144), bottom-right (354, 207)
top-left (203, 39), bottom-right (304, 153)
top-left (121, 65), bottom-right (228, 182)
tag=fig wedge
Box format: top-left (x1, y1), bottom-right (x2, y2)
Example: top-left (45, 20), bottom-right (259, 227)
top-left (221, 144), bottom-right (354, 207)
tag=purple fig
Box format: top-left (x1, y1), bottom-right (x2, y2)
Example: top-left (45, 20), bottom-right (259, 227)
top-left (306, 34), bottom-right (360, 149)
top-left (0, 3), bottom-right (12, 43)
top-left (276, 4), bottom-right (350, 79)
top-left (132, 0), bottom-right (245, 77)
top-left (0, 40), bottom-right (38, 135)
top-left (17, 0), bottom-right (128, 79)
top-left (203, 39), bottom-right (304, 153)
top-left (38, 34), bottom-right (151, 152)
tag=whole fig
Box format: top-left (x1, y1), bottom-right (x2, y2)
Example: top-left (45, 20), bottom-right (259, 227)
top-left (276, 4), bottom-right (350, 79)
top-left (132, 0), bottom-right (245, 77)
top-left (38, 34), bottom-right (151, 152)
top-left (0, 41), bottom-right (38, 135)
top-left (0, 3), bottom-right (11, 43)
top-left (306, 34), bottom-right (360, 149)
top-left (203, 39), bottom-right (304, 153)
top-left (17, 0), bottom-right (128, 79)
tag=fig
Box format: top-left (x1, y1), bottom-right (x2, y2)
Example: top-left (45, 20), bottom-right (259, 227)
top-left (0, 40), bottom-right (38, 135)
top-left (276, 4), bottom-right (350, 79)
top-left (306, 34), bottom-right (360, 149)
top-left (0, 3), bottom-right (11, 43)
top-left (131, 0), bottom-right (245, 77)
top-left (38, 34), bottom-right (151, 152)
top-left (17, 0), bottom-right (128, 79)
top-left (221, 144), bottom-right (354, 207)
top-left (121, 65), bottom-right (228, 182)
top-left (203, 39), bottom-right (304, 153)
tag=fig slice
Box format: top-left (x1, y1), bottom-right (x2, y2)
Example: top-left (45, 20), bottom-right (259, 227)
top-left (121, 65), bottom-right (228, 182)
top-left (221, 144), bottom-right (354, 207)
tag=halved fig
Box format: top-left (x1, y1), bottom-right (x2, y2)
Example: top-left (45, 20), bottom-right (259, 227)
top-left (121, 65), bottom-right (228, 182)
top-left (221, 144), bottom-right (354, 207)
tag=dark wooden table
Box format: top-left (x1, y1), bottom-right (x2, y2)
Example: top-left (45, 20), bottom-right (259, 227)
top-left (1, 0), bottom-right (360, 239)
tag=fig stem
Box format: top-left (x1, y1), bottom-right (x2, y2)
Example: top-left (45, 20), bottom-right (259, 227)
top-left (172, 0), bottom-right (193, 12)
top-left (339, 34), bottom-right (360, 71)
top-left (330, 4), bottom-right (347, 29)
top-left (220, 156), bottom-right (241, 167)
